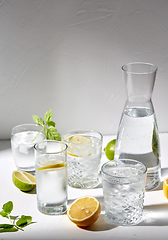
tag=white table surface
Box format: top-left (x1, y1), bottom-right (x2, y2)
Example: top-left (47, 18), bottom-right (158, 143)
top-left (0, 134), bottom-right (168, 240)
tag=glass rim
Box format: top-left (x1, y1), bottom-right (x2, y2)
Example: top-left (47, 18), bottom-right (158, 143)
top-left (101, 159), bottom-right (147, 178)
top-left (11, 123), bottom-right (42, 133)
top-left (62, 128), bottom-right (103, 146)
top-left (122, 62), bottom-right (158, 75)
top-left (34, 140), bottom-right (68, 154)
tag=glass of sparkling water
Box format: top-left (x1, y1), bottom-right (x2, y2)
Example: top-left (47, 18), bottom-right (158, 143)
top-left (34, 140), bottom-right (68, 215)
top-left (11, 124), bottom-right (45, 172)
top-left (101, 159), bottom-right (147, 226)
top-left (62, 129), bottom-right (103, 189)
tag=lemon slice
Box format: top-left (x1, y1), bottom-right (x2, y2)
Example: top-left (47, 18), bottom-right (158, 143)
top-left (38, 162), bottom-right (67, 170)
top-left (163, 177), bottom-right (168, 199)
top-left (66, 135), bottom-right (92, 157)
top-left (67, 195), bottom-right (101, 227)
top-left (12, 170), bottom-right (36, 192)
top-left (68, 135), bottom-right (92, 144)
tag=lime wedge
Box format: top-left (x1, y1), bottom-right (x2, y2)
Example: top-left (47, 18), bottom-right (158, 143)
top-left (12, 170), bottom-right (36, 192)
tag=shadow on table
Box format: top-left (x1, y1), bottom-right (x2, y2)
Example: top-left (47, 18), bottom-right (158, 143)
top-left (140, 203), bottom-right (168, 226)
top-left (78, 214), bottom-right (117, 231)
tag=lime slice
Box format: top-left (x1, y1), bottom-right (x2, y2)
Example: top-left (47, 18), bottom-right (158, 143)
top-left (67, 135), bottom-right (92, 157)
top-left (12, 170), bottom-right (36, 192)
top-left (104, 139), bottom-right (116, 160)
top-left (38, 162), bottom-right (67, 170)
top-left (152, 123), bottom-right (159, 158)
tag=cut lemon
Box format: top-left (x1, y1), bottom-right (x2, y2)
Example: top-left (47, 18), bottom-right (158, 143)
top-left (163, 177), bottom-right (168, 199)
top-left (67, 196), bottom-right (101, 227)
top-left (66, 135), bottom-right (92, 157)
top-left (38, 162), bottom-right (67, 171)
top-left (68, 135), bottom-right (92, 144)
top-left (12, 170), bottom-right (36, 192)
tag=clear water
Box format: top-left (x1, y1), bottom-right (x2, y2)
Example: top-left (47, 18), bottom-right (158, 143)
top-left (11, 131), bottom-right (45, 171)
top-left (103, 167), bottom-right (145, 225)
top-left (67, 136), bottom-right (102, 188)
top-left (36, 157), bottom-right (67, 215)
top-left (115, 107), bottom-right (161, 191)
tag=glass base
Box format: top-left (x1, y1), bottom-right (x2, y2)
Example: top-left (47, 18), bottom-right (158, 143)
top-left (105, 213), bottom-right (143, 226)
top-left (17, 166), bottom-right (35, 173)
top-left (37, 202), bottom-right (67, 215)
top-left (68, 178), bottom-right (100, 189)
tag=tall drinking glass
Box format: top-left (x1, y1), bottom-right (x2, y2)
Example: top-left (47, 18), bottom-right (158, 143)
top-left (34, 140), bottom-right (68, 215)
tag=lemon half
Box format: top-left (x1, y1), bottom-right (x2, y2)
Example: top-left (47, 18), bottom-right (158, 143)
top-left (67, 195), bottom-right (101, 227)
top-left (12, 170), bottom-right (36, 192)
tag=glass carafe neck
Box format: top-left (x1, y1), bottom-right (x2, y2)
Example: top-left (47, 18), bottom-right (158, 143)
top-left (122, 62), bottom-right (158, 103)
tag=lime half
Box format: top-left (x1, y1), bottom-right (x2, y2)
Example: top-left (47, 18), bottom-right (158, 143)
top-left (104, 139), bottom-right (116, 160)
top-left (12, 170), bottom-right (36, 192)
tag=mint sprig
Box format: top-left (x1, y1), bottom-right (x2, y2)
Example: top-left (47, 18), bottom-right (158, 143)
top-left (0, 201), bottom-right (35, 233)
top-left (32, 109), bottom-right (61, 142)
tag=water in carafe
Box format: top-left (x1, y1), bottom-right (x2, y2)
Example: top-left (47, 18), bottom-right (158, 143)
top-left (115, 62), bottom-right (161, 191)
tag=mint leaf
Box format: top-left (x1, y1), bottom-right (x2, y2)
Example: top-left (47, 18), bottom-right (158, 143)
top-left (2, 201), bottom-right (13, 214)
top-left (45, 127), bottom-right (61, 141)
top-left (47, 121), bottom-right (55, 128)
top-left (0, 225), bottom-right (18, 233)
top-left (0, 224), bottom-right (14, 228)
top-left (0, 201), bottom-right (35, 233)
top-left (0, 210), bottom-right (7, 218)
top-left (16, 215), bottom-right (32, 228)
top-left (44, 109), bottom-right (53, 123)
top-left (32, 115), bottom-right (45, 127)
top-left (32, 109), bottom-right (61, 142)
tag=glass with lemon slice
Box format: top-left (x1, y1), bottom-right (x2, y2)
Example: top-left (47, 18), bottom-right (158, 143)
top-left (34, 140), bottom-right (68, 215)
top-left (62, 129), bottom-right (103, 189)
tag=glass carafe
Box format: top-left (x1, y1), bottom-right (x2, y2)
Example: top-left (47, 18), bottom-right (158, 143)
top-left (115, 62), bottom-right (161, 191)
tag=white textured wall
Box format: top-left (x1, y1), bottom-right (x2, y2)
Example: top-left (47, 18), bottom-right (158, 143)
top-left (0, 0), bottom-right (168, 139)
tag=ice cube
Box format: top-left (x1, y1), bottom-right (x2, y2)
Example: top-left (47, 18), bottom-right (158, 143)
top-left (19, 143), bottom-right (29, 154)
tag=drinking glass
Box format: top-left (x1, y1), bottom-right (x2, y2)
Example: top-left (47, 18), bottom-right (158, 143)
top-left (11, 124), bottom-right (45, 172)
top-left (34, 140), bottom-right (68, 215)
top-left (101, 159), bottom-right (147, 226)
top-left (62, 129), bottom-right (103, 189)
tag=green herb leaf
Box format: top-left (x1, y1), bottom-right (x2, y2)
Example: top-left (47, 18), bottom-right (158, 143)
top-left (32, 115), bottom-right (45, 127)
top-left (45, 127), bottom-right (61, 141)
top-left (0, 201), bottom-right (35, 233)
top-left (0, 224), bottom-right (14, 228)
top-left (16, 215), bottom-right (32, 228)
top-left (44, 109), bottom-right (53, 123)
top-left (2, 201), bottom-right (13, 214)
top-left (32, 109), bottom-right (61, 142)
top-left (0, 210), bottom-right (7, 218)
top-left (47, 121), bottom-right (55, 128)
top-left (0, 226), bottom-right (18, 233)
